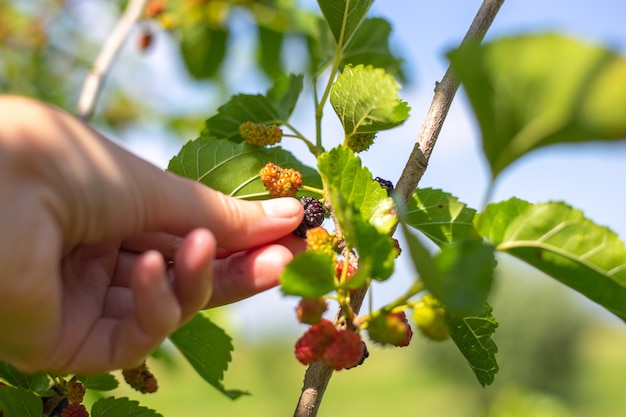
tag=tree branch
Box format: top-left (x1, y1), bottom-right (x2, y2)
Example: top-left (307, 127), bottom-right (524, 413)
top-left (77, 0), bottom-right (148, 121)
top-left (396, 0), bottom-right (505, 204)
top-left (293, 1), bottom-right (505, 416)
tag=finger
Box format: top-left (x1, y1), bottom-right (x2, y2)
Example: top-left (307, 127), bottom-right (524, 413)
top-left (121, 232), bottom-right (183, 260)
top-left (170, 228), bottom-right (216, 322)
top-left (60, 251), bottom-right (181, 373)
top-left (102, 137), bottom-right (304, 249)
top-left (207, 234), bottom-right (306, 308)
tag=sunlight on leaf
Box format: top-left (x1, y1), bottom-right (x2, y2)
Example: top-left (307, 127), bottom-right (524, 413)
top-left (317, 0), bottom-right (373, 47)
top-left (404, 188), bottom-right (479, 247)
top-left (449, 33), bottom-right (626, 179)
top-left (280, 252), bottom-right (337, 298)
top-left (167, 138), bottom-right (321, 200)
top-left (476, 198), bottom-right (626, 321)
top-left (330, 64), bottom-right (409, 139)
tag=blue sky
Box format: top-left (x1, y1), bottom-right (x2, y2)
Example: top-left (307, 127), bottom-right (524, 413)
top-left (116, 0), bottom-right (626, 336)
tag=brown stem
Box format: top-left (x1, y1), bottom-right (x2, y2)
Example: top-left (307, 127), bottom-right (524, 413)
top-left (395, 0), bottom-right (505, 204)
top-left (292, 1), bottom-right (505, 416)
top-left (77, 0), bottom-right (148, 121)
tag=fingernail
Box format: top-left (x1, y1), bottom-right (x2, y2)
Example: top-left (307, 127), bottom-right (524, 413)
top-left (261, 198), bottom-right (301, 218)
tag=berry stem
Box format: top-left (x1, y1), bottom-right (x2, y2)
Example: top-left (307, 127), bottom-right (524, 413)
top-left (301, 185), bottom-right (325, 196)
top-left (284, 123), bottom-right (319, 155)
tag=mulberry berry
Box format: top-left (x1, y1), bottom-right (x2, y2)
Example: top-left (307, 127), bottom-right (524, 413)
top-left (367, 311), bottom-right (413, 347)
top-left (294, 319), bottom-right (336, 365)
top-left (122, 361), bottom-right (158, 393)
top-left (65, 380), bottom-right (85, 404)
top-left (347, 341), bottom-right (370, 369)
top-left (322, 330), bottom-right (366, 370)
top-left (334, 259), bottom-right (357, 283)
top-left (259, 162), bottom-right (302, 197)
top-left (145, 0), bottom-right (166, 17)
top-left (239, 121), bottom-right (283, 146)
top-left (296, 298), bottom-right (328, 325)
top-left (412, 295), bottom-right (449, 341)
top-left (374, 177), bottom-right (394, 196)
top-left (293, 196), bottom-right (325, 238)
top-left (305, 227), bottom-right (336, 258)
top-left (60, 403), bottom-right (89, 417)
top-left (346, 132), bottom-right (376, 153)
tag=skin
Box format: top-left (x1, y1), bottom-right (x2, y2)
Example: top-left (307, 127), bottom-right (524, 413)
top-left (0, 96), bottom-right (305, 374)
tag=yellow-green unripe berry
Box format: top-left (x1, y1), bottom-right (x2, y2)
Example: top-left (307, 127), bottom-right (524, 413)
top-left (412, 295), bottom-right (449, 341)
top-left (346, 132), bottom-right (376, 153)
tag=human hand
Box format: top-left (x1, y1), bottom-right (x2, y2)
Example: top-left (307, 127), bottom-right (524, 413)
top-left (0, 96), bottom-right (305, 374)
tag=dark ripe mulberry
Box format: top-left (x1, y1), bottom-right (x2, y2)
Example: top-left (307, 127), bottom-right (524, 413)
top-left (293, 196), bottom-right (325, 238)
top-left (374, 177), bottom-right (394, 196)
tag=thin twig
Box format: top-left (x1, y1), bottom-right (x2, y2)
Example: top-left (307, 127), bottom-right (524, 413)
top-left (396, 0), bottom-right (505, 204)
top-left (77, 0), bottom-right (148, 121)
top-left (293, 2), bottom-right (505, 416)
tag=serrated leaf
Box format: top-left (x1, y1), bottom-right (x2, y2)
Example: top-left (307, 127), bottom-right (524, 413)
top-left (448, 33), bottom-right (626, 179)
top-left (317, 0), bottom-right (373, 47)
top-left (476, 198), bottom-right (626, 321)
top-left (446, 305), bottom-right (499, 387)
top-left (317, 146), bottom-right (389, 223)
top-left (401, 224), bottom-right (494, 314)
top-left (266, 74), bottom-right (304, 120)
top-left (0, 362), bottom-right (49, 393)
top-left (200, 94), bottom-right (281, 142)
top-left (341, 18), bottom-right (405, 80)
top-left (180, 24), bottom-right (228, 80)
top-left (280, 252), bottom-right (336, 298)
top-left (405, 188), bottom-right (480, 247)
top-left (0, 385), bottom-right (42, 417)
top-left (169, 312), bottom-right (247, 400)
top-left (91, 396), bottom-right (161, 417)
top-left (167, 137), bottom-right (321, 199)
top-left (330, 64), bottom-right (410, 139)
top-left (76, 373), bottom-right (118, 391)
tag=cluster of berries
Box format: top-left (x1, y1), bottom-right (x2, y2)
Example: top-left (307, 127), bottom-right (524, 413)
top-left (293, 196), bottom-right (325, 238)
top-left (60, 380), bottom-right (88, 417)
top-left (294, 319), bottom-right (367, 370)
top-left (239, 121), bottom-right (283, 146)
top-left (259, 162), bottom-right (303, 197)
top-left (374, 176), bottom-right (394, 196)
top-left (334, 259), bottom-right (358, 285)
top-left (122, 360), bottom-right (159, 394)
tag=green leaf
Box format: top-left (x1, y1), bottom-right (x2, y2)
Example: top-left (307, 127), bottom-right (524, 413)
top-left (280, 252), bottom-right (336, 298)
top-left (401, 225), bottom-right (494, 314)
top-left (476, 198), bottom-right (626, 321)
top-left (180, 24), bottom-right (228, 79)
top-left (0, 385), bottom-right (42, 417)
top-left (91, 397), bottom-right (162, 417)
top-left (200, 94), bottom-right (281, 143)
top-left (257, 25), bottom-right (285, 79)
top-left (0, 362), bottom-right (49, 393)
top-left (266, 74), bottom-right (304, 120)
top-left (317, 0), bottom-right (373, 47)
top-left (75, 373), bottom-right (119, 391)
top-left (446, 305), bottom-right (499, 387)
top-left (304, 14), bottom-right (335, 74)
top-left (167, 137), bottom-right (321, 200)
top-left (448, 33), bottom-right (626, 178)
top-left (328, 188), bottom-right (397, 281)
top-left (317, 146), bottom-right (389, 223)
top-left (330, 64), bottom-right (410, 138)
top-left (169, 312), bottom-right (248, 400)
top-left (404, 188), bottom-right (480, 247)
top-left (341, 18), bottom-right (405, 80)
